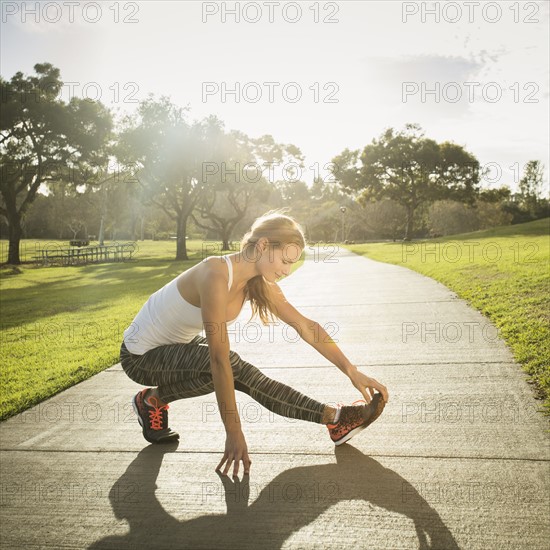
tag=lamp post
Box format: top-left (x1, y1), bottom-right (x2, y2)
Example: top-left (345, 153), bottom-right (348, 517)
top-left (340, 206), bottom-right (347, 243)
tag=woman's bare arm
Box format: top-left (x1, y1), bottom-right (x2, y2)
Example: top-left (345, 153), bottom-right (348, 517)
top-left (199, 266), bottom-right (252, 476)
top-left (199, 269), bottom-right (241, 432)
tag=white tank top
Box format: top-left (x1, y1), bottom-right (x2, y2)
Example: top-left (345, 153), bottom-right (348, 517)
top-left (122, 255), bottom-right (245, 355)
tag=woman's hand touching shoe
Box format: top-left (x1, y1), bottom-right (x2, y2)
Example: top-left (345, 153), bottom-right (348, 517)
top-left (348, 368), bottom-right (389, 404)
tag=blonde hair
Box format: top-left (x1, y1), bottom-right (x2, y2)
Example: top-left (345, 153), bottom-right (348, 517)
top-left (240, 209), bottom-right (306, 325)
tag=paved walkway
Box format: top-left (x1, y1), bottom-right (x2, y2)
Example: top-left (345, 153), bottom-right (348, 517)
top-left (1, 247), bottom-right (549, 549)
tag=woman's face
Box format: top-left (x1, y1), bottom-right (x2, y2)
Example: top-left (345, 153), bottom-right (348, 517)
top-left (258, 241), bottom-right (302, 282)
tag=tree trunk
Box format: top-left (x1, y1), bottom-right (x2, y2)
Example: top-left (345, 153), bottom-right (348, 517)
top-left (98, 216), bottom-right (105, 246)
top-left (404, 205), bottom-right (414, 241)
top-left (7, 213), bottom-right (22, 265)
top-left (175, 214), bottom-right (189, 261)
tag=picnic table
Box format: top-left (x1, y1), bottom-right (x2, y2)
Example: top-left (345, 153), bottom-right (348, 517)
top-left (33, 242), bottom-right (137, 267)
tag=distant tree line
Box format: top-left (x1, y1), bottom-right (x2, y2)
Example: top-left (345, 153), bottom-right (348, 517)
top-left (1, 64), bottom-right (548, 264)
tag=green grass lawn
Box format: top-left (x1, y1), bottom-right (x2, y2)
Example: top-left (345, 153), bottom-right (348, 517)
top-left (0, 239), bottom-right (304, 420)
top-left (346, 218), bottom-right (550, 415)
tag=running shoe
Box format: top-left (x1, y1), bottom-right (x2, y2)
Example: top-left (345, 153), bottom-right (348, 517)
top-left (132, 388), bottom-right (180, 444)
top-left (327, 393), bottom-right (386, 446)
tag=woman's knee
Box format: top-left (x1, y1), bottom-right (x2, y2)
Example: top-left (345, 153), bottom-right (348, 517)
top-left (121, 360), bottom-right (151, 386)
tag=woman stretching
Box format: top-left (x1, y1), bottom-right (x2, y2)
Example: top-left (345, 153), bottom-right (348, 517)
top-left (119, 211), bottom-right (389, 477)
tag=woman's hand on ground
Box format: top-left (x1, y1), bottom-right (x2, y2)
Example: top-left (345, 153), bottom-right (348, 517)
top-left (348, 369), bottom-right (389, 404)
top-left (215, 429), bottom-right (252, 477)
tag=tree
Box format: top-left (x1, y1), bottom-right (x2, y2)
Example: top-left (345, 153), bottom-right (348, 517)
top-left (499, 161), bottom-right (549, 224)
top-left (191, 131), bottom-right (297, 251)
top-left (67, 218), bottom-right (86, 239)
top-left (427, 200), bottom-right (479, 236)
top-left (300, 200), bottom-right (341, 241)
top-left (275, 180), bottom-right (310, 203)
top-left (472, 199), bottom-right (513, 230)
top-left (78, 165), bottom-right (141, 244)
top-left (477, 186), bottom-right (512, 204)
top-left (357, 199), bottom-right (407, 241)
top-left (331, 123), bottom-right (481, 240)
top-left (117, 96), bottom-right (234, 260)
top-left (310, 175), bottom-right (348, 203)
top-left (0, 63), bottom-right (113, 264)
top-left (518, 160), bottom-right (545, 213)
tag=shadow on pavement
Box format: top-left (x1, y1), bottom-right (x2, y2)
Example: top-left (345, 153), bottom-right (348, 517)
top-left (89, 443), bottom-right (459, 550)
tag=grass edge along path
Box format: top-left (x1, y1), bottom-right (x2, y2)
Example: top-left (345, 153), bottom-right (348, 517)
top-left (346, 218), bottom-right (550, 418)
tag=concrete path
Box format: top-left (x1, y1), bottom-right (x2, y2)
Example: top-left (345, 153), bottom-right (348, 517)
top-left (1, 246), bottom-right (549, 549)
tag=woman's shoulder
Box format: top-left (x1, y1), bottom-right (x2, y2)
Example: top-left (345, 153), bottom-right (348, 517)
top-left (193, 256), bottom-right (230, 283)
top-left (200, 255), bottom-right (228, 271)
top-left (175, 256), bottom-right (229, 306)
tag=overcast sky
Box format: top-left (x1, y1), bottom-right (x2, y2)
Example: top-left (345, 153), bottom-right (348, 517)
top-left (2, 0), bottom-right (549, 193)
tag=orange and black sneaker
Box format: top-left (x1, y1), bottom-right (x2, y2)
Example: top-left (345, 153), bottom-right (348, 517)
top-left (326, 393), bottom-right (386, 446)
top-left (132, 388), bottom-right (180, 444)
